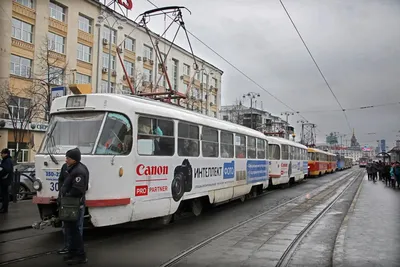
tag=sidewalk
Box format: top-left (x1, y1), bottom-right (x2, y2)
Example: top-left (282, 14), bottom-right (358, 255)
top-left (0, 200), bottom-right (39, 233)
top-left (334, 176), bottom-right (400, 267)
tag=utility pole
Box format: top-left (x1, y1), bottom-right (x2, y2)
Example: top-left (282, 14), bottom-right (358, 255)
top-left (298, 120), bottom-right (317, 147)
top-left (281, 111), bottom-right (294, 139)
top-left (243, 92), bottom-right (260, 129)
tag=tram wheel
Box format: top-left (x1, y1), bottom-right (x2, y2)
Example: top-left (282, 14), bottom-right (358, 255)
top-left (191, 198), bottom-right (203, 216)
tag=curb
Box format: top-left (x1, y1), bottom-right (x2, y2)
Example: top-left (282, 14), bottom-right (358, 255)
top-left (332, 173), bottom-right (365, 267)
top-left (0, 225), bottom-right (32, 235)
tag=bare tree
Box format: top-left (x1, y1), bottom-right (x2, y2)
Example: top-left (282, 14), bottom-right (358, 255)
top-left (27, 38), bottom-right (69, 122)
top-left (116, 69), bottom-right (144, 95)
top-left (0, 81), bottom-right (40, 163)
top-left (228, 99), bottom-right (244, 124)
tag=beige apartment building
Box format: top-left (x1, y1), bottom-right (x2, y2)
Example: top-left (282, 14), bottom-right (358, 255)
top-left (0, 0), bottom-right (223, 162)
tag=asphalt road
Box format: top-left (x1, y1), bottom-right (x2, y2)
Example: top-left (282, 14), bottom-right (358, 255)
top-left (1, 169), bottom-right (356, 267)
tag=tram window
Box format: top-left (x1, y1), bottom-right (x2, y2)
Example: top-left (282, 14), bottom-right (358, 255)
top-left (269, 144), bottom-right (280, 160)
top-left (221, 131), bottom-right (234, 158)
top-left (95, 112), bottom-right (132, 155)
top-left (137, 116), bottom-right (174, 156)
top-left (235, 134), bottom-right (246, 158)
top-left (257, 139), bottom-right (266, 159)
top-left (282, 145), bottom-right (289, 160)
top-left (247, 137), bottom-right (256, 159)
top-left (178, 122), bottom-right (199, 157)
top-left (308, 152), bottom-right (313, 161)
top-left (202, 126), bottom-right (219, 157)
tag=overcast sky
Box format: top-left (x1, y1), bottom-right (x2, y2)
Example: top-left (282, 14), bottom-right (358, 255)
top-left (119, 0), bottom-right (400, 148)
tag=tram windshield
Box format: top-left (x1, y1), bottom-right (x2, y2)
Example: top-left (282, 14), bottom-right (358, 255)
top-left (39, 111), bottom-right (132, 155)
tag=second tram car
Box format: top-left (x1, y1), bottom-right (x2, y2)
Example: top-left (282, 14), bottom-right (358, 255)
top-left (344, 157), bottom-right (353, 169)
top-left (265, 136), bottom-right (308, 186)
top-left (307, 148), bottom-right (337, 176)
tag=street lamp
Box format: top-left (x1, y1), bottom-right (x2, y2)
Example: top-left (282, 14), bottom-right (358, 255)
top-left (243, 92), bottom-right (260, 129)
top-left (96, 13), bottom-right (126, 93)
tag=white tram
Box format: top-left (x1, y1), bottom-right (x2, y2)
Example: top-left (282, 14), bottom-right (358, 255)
top-left (265, 136), bottom-right (308, 186)
top-left (32, 94), bottom-right (272, 228)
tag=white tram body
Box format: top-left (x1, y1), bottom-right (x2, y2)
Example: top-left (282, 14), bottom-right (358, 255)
top-left (33, 94), bottom-right (272, 227)
top-left (265, 136), bottom-right (308, 186)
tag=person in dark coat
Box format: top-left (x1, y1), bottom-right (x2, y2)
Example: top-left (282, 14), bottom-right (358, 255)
top-left (366, 162), bottom-right (372, 180)
top-left (60, 148), bottom-right (89, 265)
top-left (0, 148), bottom-right (14, 213)
top-left (371, 162), bottom-right (378, 182)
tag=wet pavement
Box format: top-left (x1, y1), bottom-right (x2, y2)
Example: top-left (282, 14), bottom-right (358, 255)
top-left (0, 200), bottom-right (40, 233)
top-left (1, 170), bottom-right (361, 267)
top-left (334, 175), bottom-right (400, 267)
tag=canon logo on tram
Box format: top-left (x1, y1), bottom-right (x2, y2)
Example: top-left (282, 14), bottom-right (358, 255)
top-left (136, 164), bottom-right (168, 176)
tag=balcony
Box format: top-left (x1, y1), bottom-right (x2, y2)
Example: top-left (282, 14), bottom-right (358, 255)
top-left (78, 30), bottom-right (94, 46)
top-left (124, 50), bottom-right (136, 61)
top-left (11, 38), bottom-right (34, 52)
top-left (48, 18), bottom-right (68, 37)
top-left (77, 60), bottom-right (92, 71)
top-left (12, 2), bottom-right (36, 24)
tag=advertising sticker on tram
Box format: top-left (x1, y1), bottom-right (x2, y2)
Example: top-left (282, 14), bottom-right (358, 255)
top-left (246, 160), bottom-right (268, 184)
top-left (223, 161), bottom-right (235, 179)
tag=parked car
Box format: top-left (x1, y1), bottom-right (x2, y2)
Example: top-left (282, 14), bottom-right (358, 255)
top-left (13, 163), bottom-right (36, 201)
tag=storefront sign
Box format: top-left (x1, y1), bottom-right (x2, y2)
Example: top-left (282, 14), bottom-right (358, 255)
top-left (0, 119), bottom-right (48, 132)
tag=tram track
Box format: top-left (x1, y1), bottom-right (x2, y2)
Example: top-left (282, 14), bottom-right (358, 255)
top-left (0, 170), bottom-right (358, 266)
top-left (159, 169), bottom-right (363, 267)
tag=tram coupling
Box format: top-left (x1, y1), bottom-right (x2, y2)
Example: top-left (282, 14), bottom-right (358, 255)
top-left (32, 216), bottom-right (61, 230)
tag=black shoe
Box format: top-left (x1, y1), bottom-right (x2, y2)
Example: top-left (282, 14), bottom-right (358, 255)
top-left (57, 247), bottom-right (69, 254)
top-left (63, 254), bottom-right (74, 261)
top-left (66, 256), bottom-right (88, 265)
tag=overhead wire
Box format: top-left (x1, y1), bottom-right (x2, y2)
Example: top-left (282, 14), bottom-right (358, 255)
top-left (295, 101), bottom-right (400, 114)
top-left (278, 0), bottom-right (352, 132)
top-left (145, 0), bottom-right (313, 125)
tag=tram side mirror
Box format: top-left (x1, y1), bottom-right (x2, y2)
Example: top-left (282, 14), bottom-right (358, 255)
top-left (137, 139), bottom-right (154, 155)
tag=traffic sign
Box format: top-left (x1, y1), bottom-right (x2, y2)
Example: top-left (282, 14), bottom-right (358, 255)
top-left (51, 87), bottom-right (65, 102)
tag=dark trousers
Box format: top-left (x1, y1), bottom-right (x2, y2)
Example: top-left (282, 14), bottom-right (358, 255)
top-left (64, 206), bottom-right (85, 257)
top-left (62, 205), bottom-right (84, 249)
top-left (0, 182), bottom-right (9, 211)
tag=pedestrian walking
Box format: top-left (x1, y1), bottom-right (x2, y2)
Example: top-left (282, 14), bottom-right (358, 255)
top-left (59, 148), bottom-right (89, 265)
top-left (366, 162), bottom-right (372, 180)
top-left (377, 160), bottom-right (384, 181)
top-left (392, 162), bottom-right (400, 189)
top-left (371, 162), bottom-right (378, 182)
top-left (0, 148), bottom-right (14, 213)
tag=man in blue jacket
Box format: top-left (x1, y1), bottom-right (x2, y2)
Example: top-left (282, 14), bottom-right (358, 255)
top-left (0, 148), bottom-right (14, 213)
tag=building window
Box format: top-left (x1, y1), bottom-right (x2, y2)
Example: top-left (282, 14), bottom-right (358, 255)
top-left (195, 71), bottom-right (200, 80)
top-left (77, 43), bottom-right (91, 63)
top-left (183, 64), bottom-right (190, 76)
top-left (48, 32), bottom-right (65, 54)
top-left (49, 1), bottom-right (66, 22)
top-left (101, 80), bottom-right (115, 93)
top-left (102, 26), bottom-right (116, 44)
top-left (78, 14), bottom-right (92, 33)
top-left (124, 37), bottom-right (135, 51)
top-left (124, 60), bottom-right (134, 76)
top-left (212, 77), bottom-right (218, 88)
top-left (172, 58), bottom-right (178, 91)
top-left (12, 18), bottom-right (33, 43)
top-left (15, 0), bottom-right (34, 9)
top-left (121, 86), bottom-right (131, 95)
top-left (143, 68), bottom-right (152, 82)
top-left (75, 73), bottom-right (91, 84)
top-left (143, 45), bottom-right (153, 59)
top-left (47, 66), bottom-right (64, 85)
top-left (7, 96), bottom-right (31, 120)
top-left (10, 54), bottom-right (32, 78)
top-left (102, 52), bottom-right (116, 70)
top-left (8, 142), bottom-right (29, 163)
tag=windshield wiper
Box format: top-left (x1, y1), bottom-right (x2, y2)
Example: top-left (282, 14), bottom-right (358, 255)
top-left (45, 121), bottom-right (59, 165)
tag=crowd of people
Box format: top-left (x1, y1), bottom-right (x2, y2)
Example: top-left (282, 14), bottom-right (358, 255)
top-left (366, 160), bottom-right (400, 188)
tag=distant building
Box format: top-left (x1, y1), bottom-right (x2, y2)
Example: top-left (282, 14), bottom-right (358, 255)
top-left (220, 104), bottom-right (294, 138)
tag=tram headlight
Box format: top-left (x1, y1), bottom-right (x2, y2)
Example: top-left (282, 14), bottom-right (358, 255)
top-left (33, 179), bottom-right (42, 191)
